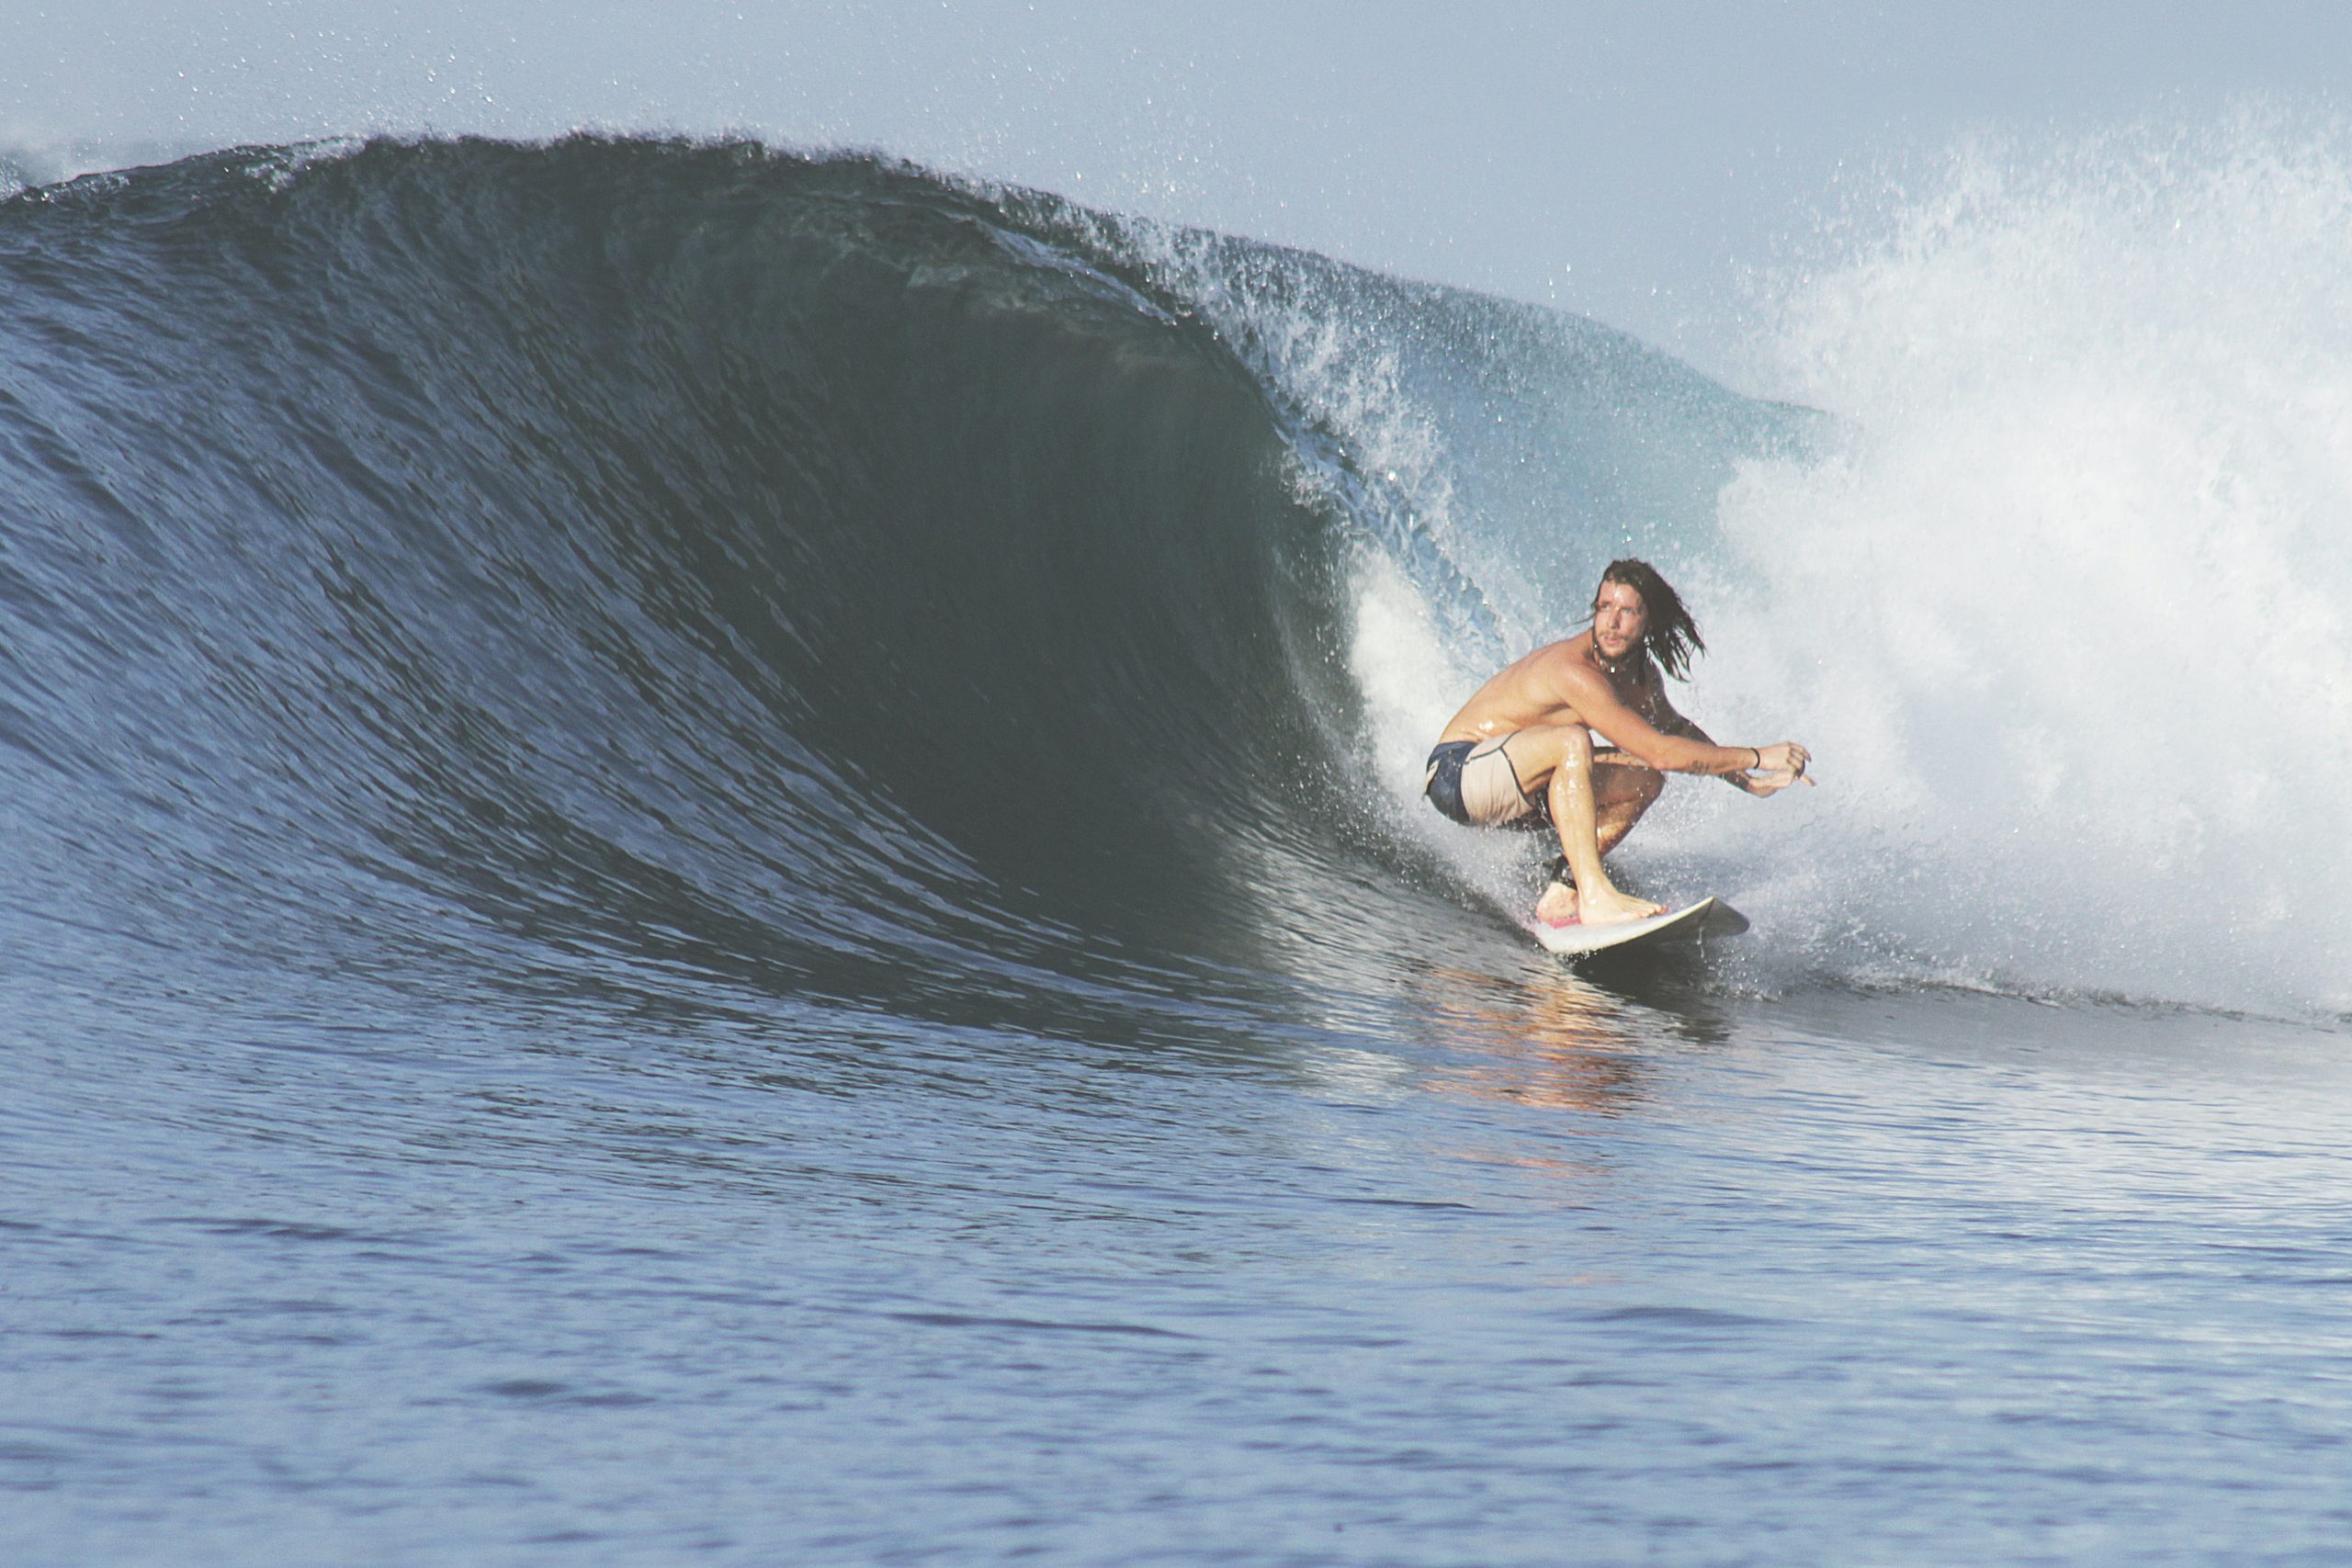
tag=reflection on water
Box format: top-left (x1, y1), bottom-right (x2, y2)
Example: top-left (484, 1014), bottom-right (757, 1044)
top-left (1398, 958), bottom-right (1734, 1115)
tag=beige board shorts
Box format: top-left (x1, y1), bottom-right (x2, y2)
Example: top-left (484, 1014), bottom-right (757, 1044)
top-left (1423, 736), bottom-right (1549, 829)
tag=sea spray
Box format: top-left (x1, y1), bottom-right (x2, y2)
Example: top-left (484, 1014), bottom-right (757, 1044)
top-left (1072, 118), bottom-right (2352, 1018)
top-left (1691, 117), bottom-right (2352, 1015)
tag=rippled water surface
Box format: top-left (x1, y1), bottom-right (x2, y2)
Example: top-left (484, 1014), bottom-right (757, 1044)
top-left (13, 962), bottom-right (2351, 1565)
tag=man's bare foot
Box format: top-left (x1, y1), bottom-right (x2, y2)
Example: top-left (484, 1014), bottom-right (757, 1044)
top-left (1534, 883), bottom-right (1580, 926)
top-left (1577, 887), bottom-right (1665, 926)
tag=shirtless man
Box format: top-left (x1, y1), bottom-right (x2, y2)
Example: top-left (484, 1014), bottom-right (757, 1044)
top-left (1424, 558), bottom-right (1811, 927)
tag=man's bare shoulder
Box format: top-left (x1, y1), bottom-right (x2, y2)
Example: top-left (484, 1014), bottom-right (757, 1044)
top-left (1507, 637), bottom-right (1622, 722)
top-left (1524, 636), bottom-right (1611, 694)
top-left (1438, 634), bottom-right (1605, 740)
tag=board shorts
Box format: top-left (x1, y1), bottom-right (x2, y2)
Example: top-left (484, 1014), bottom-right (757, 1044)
top-left (1424, 736), bottom-right (1553, 829)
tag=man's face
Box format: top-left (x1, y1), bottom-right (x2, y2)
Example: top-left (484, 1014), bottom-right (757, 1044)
top-left (1591, 580), bottom-right (1649, 661)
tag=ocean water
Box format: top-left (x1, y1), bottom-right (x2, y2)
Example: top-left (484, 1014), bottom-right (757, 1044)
top-left (3, 132), bottom-right (2348, 1565)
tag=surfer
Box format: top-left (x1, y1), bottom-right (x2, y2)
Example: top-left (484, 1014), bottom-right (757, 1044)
top-left (1424, 558), bottom-right (1811, 927)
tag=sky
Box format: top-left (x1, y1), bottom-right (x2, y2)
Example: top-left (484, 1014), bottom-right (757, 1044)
top-left (6, 1), bottom-right (2347, 375)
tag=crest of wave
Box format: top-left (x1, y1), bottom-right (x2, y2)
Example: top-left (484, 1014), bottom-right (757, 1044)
top-left (1687, 112), bottom-right (2352, 1018)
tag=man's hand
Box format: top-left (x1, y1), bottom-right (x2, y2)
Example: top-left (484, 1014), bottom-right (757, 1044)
top-left (1747, 740), bottom-right (1815, 797)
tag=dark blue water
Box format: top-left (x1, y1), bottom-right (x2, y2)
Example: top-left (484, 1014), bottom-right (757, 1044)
top-left (5, 137), bottom-right (2347, 1565)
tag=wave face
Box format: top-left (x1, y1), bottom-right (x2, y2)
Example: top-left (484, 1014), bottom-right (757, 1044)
top-left (1, 130), bottom-right (2337, 1024)
top-left (0, 135), bottom-right (1771, 1036)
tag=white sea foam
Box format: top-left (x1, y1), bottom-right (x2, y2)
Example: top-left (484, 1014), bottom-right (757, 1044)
top-left (1686, 117), bottom-right (2352, 1017)
top-left (1081, 121), bottom-right (2352, 1018)
top-left (1342, 549), bottom-right (1540, 917)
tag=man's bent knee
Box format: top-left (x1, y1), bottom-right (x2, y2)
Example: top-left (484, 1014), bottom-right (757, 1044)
top-left (1526, 723), bottom-right (1593, 775)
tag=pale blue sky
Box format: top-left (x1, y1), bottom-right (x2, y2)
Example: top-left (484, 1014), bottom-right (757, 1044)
top-left (6, 1), bottom-right (2345, 371)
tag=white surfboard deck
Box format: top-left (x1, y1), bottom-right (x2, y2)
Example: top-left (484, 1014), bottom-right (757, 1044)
top-left (1526, 896), bottom-right (1749, 959)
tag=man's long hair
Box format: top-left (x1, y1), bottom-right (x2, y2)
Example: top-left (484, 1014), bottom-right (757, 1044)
top-left (1598, 558), bottom-right (1705, 681)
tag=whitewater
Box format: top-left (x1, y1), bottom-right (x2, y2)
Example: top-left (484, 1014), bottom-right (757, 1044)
top-left (5, 123), bottom-right (2350, 1567)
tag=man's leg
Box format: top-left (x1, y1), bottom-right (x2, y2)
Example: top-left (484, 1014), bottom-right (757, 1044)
top-left (1592, 757), bottom-right (1667, 856)
top-left (1498, 727), bottom-right (1665, 927)
top-left (1537, 761), bottom-right (1667, 921)
top-left (1544, 739), bottom-right (1664, 925)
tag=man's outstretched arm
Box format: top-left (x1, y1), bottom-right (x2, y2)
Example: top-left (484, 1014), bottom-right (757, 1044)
top-left (1554, 663), bottom-right (1759, 777)
top-left (1657, 714), bottom-right (1757, 793)
top-left (1646, 685), bottom-right (1811, 795)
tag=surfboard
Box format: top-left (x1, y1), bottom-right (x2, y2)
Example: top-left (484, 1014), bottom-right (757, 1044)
top-left (1527, 897), bottom-right (1749, 959)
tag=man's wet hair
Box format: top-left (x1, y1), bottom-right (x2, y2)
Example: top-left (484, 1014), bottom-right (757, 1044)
top-left (1597, 558), bottom-right (1705, 681)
